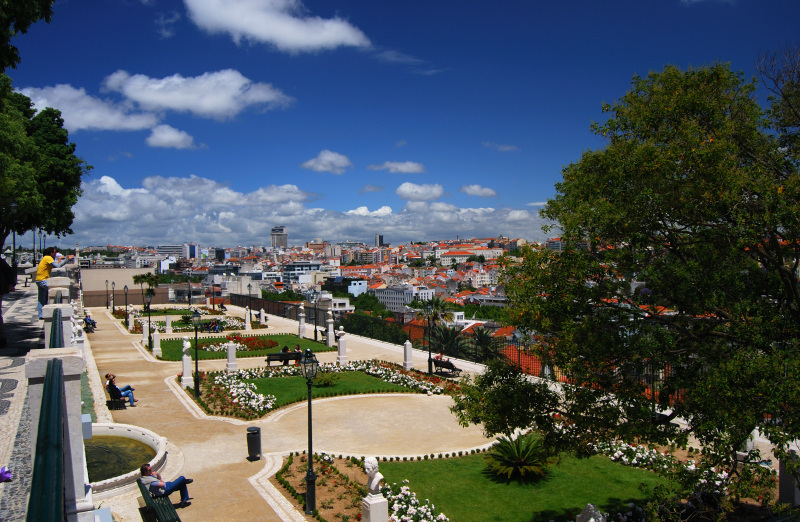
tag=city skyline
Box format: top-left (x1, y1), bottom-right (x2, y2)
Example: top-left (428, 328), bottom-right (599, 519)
top-left (7, 0), bottom-right (799, 247)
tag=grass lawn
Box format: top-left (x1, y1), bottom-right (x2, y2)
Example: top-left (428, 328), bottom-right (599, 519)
top-left (249, 371), bottom-right (412, 407)
top-left (158, 334), bottom-right (333, 361)
top-left (380, 453), bottom-right (667, 522)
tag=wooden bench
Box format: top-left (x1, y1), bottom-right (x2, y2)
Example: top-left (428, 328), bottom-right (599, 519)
top-left (106, 385), bottom-right (126, 410)
top-left (265, 352), bottom-right (302, 366)
top-left (137, 479), bottom-right (181, 522)
top-left (433, 358), bottom-right (462, 377)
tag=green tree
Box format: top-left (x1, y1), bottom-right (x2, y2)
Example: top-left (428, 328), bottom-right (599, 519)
top-left (455, 62), bottom-right (800, 514)
top-left (471, 326), bottom-right (500, 362)
top-left (0, 74), bottom-right (90, 249)
top-left (414, 296), bottom-right (454, 328)
top-left (133, 273), bottom-right (158, 309)
top-left (430, 324), bottom-right (469, 358)
top-left (1, 0), bottom-right (54, 70)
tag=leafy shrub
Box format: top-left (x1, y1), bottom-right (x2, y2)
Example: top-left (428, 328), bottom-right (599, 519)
top-left (485, 433), bottom-right (552, 481)
top-left (314, 370), bottom-right (341, 387)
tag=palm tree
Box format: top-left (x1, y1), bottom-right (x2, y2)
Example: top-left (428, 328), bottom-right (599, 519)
top-left (414, 296), bottom-right (454, 328)
top-left (472, 326), bottom-right (500, 363)
top-left (132, 273), bottom-right (158, 310)
top-left (431, 324), bottom-right (470, 358)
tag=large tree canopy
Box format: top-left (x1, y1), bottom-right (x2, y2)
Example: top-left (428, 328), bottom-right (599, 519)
top-left (0, 73), bottom-right (91, 249)
top-left (453, 61), bottom-right (800, 514)
top-left (0, 0), bottom-right (54, 70)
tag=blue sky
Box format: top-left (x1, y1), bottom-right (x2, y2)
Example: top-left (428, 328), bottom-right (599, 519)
top-left (8, 0), bottom-right (800, 248)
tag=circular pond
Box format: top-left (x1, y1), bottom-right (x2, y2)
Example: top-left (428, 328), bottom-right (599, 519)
top-left (85, 435), bottom-right (156, 483)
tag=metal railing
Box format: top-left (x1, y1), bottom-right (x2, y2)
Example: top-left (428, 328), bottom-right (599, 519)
top-left (48, 308), bottom-right (64, 348)
top-left (27, 358), bottom-right (65, 521)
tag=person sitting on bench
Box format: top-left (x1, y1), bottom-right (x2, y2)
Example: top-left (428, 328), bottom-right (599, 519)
top-left (84, 312), bottom-right (98, 330)
top-left (140, 463), bottom-right (194, 508)
top-left (106, 373), bottom-right (137, 406)
top-left (219, 303), bottom-right (227, 312)
top-left (434, 352), bottom-right (449, 362)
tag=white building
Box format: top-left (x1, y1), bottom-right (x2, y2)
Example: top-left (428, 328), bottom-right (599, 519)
top-left (370, 284), bottom-right (434, 312)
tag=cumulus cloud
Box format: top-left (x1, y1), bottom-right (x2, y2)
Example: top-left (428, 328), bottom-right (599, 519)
top-left (301, 150), bottom-right (353, 174)
top-left (50, 175), bottom-right (552, 247)
top-left (184, 0), bottom-right (371, 53)
top-left (103, 69), bottom-right (292, 119)
top-left (460, 184), bottom-right (497, 197)
top-left (360, 185), bottom-right (383, 193)
top-left (146, 125), bottom-right (196, 149)
top-left (346, 206), bottom-right (393, 217)
top-left (156, 11), bottom-right (181, 38)
top-left (527, 201), bottom-right (547, 207)
top-left (19, 84), bottom-right (158, 132)
top-left (482, 141), bottom-right (519, 152)
top-left (395, 182), bottom-right (443, 201)
top-left (368, 161), bottom-right (425, 174)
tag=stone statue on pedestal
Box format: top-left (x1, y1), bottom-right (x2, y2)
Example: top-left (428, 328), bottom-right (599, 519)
top-left (365, 457), bottom-right (384, 495)
top-left (182, 336), bottom-right (190, 356)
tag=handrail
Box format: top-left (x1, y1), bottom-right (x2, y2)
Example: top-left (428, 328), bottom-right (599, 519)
top-left (27, 358), bottom-right (65, 521)
top-left (49, 308), bottom-right (64, 348)
top-left (53, 289), bottom-right (63, 303)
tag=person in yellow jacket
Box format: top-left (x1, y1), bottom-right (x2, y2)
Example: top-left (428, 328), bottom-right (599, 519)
top-left (36, 247), bottom-right (66, 319)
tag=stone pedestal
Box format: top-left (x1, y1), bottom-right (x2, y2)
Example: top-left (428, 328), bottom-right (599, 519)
top-left (362, 493), bottom-right (388, 522)
top-left (337, 327), bottom-right (348, 365)
top-left (165, 315), bottom-right (173, 334)
top-left (182, 354), bottom-right (193, 390)
top-left (403, 340), bottom-right (413, 371)
top-left (226, 341), bottom-right (238, 372)
top-left (43, 304), bottom-right (74, 349)
top-left (245, 307), bottom-right (252, 331)
top-left (298, 304), bottom-right (307, 338)
top-left (260, 309), bottom-right (267, 326)
top-left (153, 330), bottom-right (162, 358)
top-left (326, 311), bottom-right (335, 348)
top-left (141, 322), bottom-right (148, 346)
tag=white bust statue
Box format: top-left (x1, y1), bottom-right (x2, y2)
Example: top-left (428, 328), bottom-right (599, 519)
top-left (182, 336), bottom-right (190, 356)
top-left (364, 457), bottom-right (384, 494)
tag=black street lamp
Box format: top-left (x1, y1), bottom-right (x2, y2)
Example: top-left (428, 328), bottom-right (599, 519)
top-left (105, 280), bottom-right (109, 309)
top-left (426, 302), bottom-right (433, 375)
top-left (111, 281), bottom-right (115, 311)
top-left (299, 349), bottom-right (319, 514)
top-left (247, 283), bottom-right (252, 310)
top-left (187, 281), bottom-right (191, 309)
top-left (192, 310), bottom-right (202, 398)
top-left (145, 292), bottom-right (152, 351)
top-left (123, 285), bottom-right (129, 330)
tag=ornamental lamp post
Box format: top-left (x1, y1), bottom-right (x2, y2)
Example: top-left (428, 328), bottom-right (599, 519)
top-left (105, 280), bottom-right (109, 309)
top-left (145, 292), bottom-right (152, 351)
top-left (299, 349), bottom-right (319, 514)
top-left (426, 301), bottom-right (433, 375)
top-left (192, 310), bottom-right (202, 398)
top-left (123, 285), bottom-right (129, 330)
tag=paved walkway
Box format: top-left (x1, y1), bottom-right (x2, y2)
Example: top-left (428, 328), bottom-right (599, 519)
top-left (0, 287), bottom-right (493, 521)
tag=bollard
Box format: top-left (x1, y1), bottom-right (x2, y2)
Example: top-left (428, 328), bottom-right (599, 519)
top-left (246, 427), bottom-right (261, 461)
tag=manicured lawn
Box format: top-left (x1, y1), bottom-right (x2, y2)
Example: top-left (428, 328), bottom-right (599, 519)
top-left (157, 334), bottom-right (333, 361)
top-left (380, 453), bottom-right (667, 522)
top-left (250, 372), bottom-right (412, 407)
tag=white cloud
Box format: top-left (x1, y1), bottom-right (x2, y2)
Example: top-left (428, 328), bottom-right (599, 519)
top-left (527, 201), bottom-right (547, 207)
top-left (146, 125), bottom-right (196, 149)
top-left (103, 69), bottom-right (292, 119)
top-left (368, 161), bottom-right (425, 174)
top-left (395, 182), bottom-right (443, 201)
top-left (482, 141), bottom-right (518, 152)
top-left (156, 11), bottom-right (181, 38)
top-left (301, 150), bottom-right (353, 174)
top-left (460, 184), bottom-right (497, 197)
top-left (183, 0), bottom-right (371, 53)
top-left (52, 175), bottom-right (553, 247)
top-left (346, 206), bottom-right (392, 217)
top-left (19, 84), bottom-right (158, 132)
top-left (360, 185), bottom-right (383, 193)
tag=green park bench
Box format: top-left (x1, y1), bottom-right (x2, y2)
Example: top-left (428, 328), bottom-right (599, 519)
top-left (137, 479), bottom-right (182, 522)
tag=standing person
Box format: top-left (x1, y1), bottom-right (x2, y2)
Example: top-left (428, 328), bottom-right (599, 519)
top-left (139, 464), bottom-right (193, 507)
top-left (0, 258), bottom-right (16, 348)
top-left (35, 247), bottom-right (66, 319)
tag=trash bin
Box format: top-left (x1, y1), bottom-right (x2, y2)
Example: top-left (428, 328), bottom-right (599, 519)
top-left (246, 426), bottom-right (261, 461)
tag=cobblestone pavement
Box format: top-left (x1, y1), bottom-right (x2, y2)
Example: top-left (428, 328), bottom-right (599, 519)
top-left (0, 284), bottom-right (42, 522)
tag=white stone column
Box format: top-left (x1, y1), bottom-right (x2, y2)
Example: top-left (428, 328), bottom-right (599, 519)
top-left (403, 340), bottom-right (413, 371)
top-left (153, 330), bottom-right (162, 358)
top-left (298, 303), bottom-right (307, 338)
top-left (165, 315), bottom-right (173, 334)
top-left (182, 353), bottom-right (194, 390)
top-left (226, 341), bottom-right (238, 372)
top-left (337, 327), bottom-right (347, 365)
top-left (326, 310), bottom-right (335, 348)
top-left (362, 494), bottom-right (388, 522)
top-left (260, 308), bottom-right (267, 326)
top-left (141, 321), bottom-right (149, 347)
top-left (245, 307), bottom-right (252, 331)
top-left (206, 297), bottom-right (210, 307)
top-left (110, 293), bottom-right (114, 311)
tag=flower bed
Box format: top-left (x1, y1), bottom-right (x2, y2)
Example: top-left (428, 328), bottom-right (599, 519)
top-left (382, 480), bottom-right (449, 521)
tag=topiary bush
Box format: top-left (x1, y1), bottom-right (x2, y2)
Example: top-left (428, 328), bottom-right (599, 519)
top-left (484, 433), bottom-right (553, 481)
